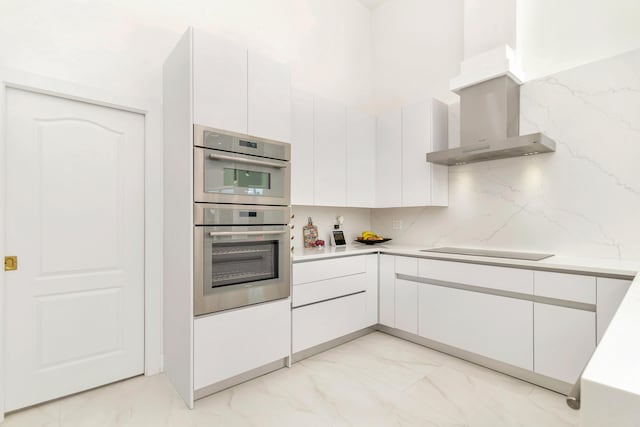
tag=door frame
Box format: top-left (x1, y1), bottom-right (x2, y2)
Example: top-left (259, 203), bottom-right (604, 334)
top-left (0, 68), bottom-right (163, 420)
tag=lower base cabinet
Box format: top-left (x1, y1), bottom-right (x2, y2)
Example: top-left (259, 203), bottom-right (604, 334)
top-left (292, 292), bottom-right (368, 353)
top-left (395, 279), bottom-right (418, 334)
top-left (417, 283), bottom-right (534, 370)
top-left (534, 303), bottom-right (595, 384)
top-left (193, 299), bottom-right (291, 390)
top-left (291, 254), bottom-right (378, 354)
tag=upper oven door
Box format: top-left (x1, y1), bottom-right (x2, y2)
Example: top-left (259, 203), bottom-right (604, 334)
top-left (194, 147), bottom-right (290, 206)
top-left (194, 125), bottom-right (291, 206)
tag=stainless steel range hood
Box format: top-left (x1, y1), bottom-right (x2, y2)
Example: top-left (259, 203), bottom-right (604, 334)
top-left (427, 75), bottom-right (555, 166)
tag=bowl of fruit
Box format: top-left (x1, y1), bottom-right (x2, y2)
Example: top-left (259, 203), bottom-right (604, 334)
top-left (355, 231), bottom-right (392, 245)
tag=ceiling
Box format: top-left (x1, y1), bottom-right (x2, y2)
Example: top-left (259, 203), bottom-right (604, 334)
top-left (359, 0), bottom-right (388, 9)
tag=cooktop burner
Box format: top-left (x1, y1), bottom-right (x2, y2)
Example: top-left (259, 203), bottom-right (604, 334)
top-left (420, 247), bottom-right (554, 261)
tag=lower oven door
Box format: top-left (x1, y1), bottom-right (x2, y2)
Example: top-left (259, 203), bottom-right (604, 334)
top-left (195, 225), bottom-right (291, 316)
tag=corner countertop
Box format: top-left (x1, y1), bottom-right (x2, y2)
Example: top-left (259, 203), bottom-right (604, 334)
top-left (294, 243), bottom-right (640, 425)
top-left (293, 243), bottom-right (639, 278)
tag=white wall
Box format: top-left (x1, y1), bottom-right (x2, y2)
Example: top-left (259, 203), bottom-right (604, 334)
top-left (464, 0), bottom-right (516, 58)
top-left (517, 0), bottom-right (640, 79)
top-left (0, 0), bottom-right (372, 108)
top-left (370, 0), bottom-right (463, 110)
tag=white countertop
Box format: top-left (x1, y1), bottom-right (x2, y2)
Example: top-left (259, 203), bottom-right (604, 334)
top-left (294, 243), bottom-right (638, 278)
top-left (294, 243), bottom-right (640, 426)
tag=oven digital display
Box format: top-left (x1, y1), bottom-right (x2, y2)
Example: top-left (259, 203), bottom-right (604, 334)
top-left (239, 211), bottom-right (258, 218)
top-left (239, 140), bottom-right (258, 149)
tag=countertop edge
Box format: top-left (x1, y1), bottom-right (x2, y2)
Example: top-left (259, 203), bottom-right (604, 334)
top-left (293, 246), bottom-right (638, 278)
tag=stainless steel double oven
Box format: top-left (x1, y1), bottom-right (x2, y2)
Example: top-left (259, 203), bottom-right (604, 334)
top-left (193, 125), bottom-right (291, 316)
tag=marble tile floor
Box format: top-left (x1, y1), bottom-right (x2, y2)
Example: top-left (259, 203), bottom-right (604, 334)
top-left (3, 332), bottom-right (578, 427)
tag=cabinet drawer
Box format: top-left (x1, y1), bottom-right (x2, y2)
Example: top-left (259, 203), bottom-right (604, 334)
top-left (292, 292), bottom-right (367, 353)
top-left (418, 259), bottom-right (533, 294)
top-left (534, 271), bottom-right (595, 304)
top-left (395, 256), bottom-right (418, 276)
top-left (293, 256), bottom-right (367, 285)
top-left (292, 273), bottom-right (366, 307)
top-left (194, 299), bottom-right (290, 389)
top-left (418, 283), bottom-right (533, 370)
top-left (534, 303), bottom-right (595, 384)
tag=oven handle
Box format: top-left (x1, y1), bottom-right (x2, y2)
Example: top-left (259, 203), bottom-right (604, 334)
top-left (208, 153), bottom-right (287, 169)
top-left (209, 230), bottom-right (287, 237)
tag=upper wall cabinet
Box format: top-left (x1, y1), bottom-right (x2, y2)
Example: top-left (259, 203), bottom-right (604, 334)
top-left (290, 90), bottom-right (447, 208)
top-left (290, 89), bottom-right (315, 206)
top-left (314, 97), bottom-right (347, 206)
top-left (401, 100), bottom-right (449, 207)
top-left (191, 28), bottom-right (291, 142)
top-left (192, 29), bottom-right (247, 135)
top-left (248, 49), bottom-right (291, 142)
top-left (376, 110), bottom-right (402, 208)
top-left (346, 108), bottom-right (376, 208)
top-left (376, 99), bottom-right (449, 208)
top-left (291, 92), bottom-right (376, 207)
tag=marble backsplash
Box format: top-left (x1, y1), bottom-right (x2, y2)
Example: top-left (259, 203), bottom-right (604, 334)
top-left (291, 206), bottom-right (372, 252)
top-left (371, 48), bottom-right (640, 260)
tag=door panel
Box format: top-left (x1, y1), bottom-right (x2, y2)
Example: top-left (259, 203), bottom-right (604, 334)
top-left (4, 88), bottom-right (144, 411)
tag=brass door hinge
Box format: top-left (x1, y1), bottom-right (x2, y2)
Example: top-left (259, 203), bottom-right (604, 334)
top-left (4, 256), bottom-right (17, 271)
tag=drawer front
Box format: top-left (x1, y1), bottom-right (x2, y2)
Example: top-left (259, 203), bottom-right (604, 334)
top-left (418, 258), bottom-right (533, 294)
top-left (534, 271), bottom-right (595, 304)
top-left (293, 256), bottom-right (367, 285)
top-left (292, 292), bottom-right (368, 353)
top-left (395, 256), bottom-right (418, 276)
top-left (418, 283), bottom-right (533, 370)
top-left (194, 299), bottom-right (291, 389)
top-left (292, 273), bottom-right (366, 307)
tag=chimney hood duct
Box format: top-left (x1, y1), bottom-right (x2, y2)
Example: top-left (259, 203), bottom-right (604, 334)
top-left (427, 75), bottom-right (555, 166)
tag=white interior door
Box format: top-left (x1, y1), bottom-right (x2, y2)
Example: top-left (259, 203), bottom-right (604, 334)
top-left (4, 88), bottom-right (145, 411)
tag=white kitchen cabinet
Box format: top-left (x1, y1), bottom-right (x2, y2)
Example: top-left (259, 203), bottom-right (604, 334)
top-left (597, 278), bottom-right (632, 343)
top-left (292, 292), bottom-right (368, 353)
top-left (375, 110), bottom-right (402, 207)
top-left (395, 256), bottom-right (418, 276)
top-left (418, 258), bottom-right (534, 294)
top-left (290, 89), bottom-right (315, 205)
top-left (418, 282), bottom-right (534, 370)
top-left (395, 279), bottom-right (418, 334)
top-left (313, 97), bottom-right (347, 206)
top-left (365, 254), bottom-right (379, 325)
top-left (192, 28), bottom-right (291, 142)
top-left (379, 254), bottom-right (395, 327)
top-left (247, 49), bottom-right (291, 143)
top-left (401, 100), bottom-right (449, 207)
top-left (534, 303), bottom-right (595, 384)
top-left (346, 108), bottom-right (376, 207)
top-left (193, 299), bottom-right (291, 390)
top-left (291, 255), bottom-right (377, 354)
top-left (534, 271), bottom-right (595, 304)
top-left (192, 29), bottom-right (247, 134)
top-left (293, 252), bottom-right (367, 285)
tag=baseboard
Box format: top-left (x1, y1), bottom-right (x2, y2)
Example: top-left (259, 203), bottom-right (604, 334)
top-left (194, 358), bottom-right (287, 400)
top-left (291, 327), bottom-right (376, 363)
top-left (376, 325), bottom-right (572, 395)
